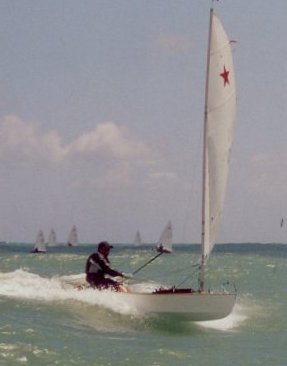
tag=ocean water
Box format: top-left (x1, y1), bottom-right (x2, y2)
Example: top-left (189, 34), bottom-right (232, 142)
top-left (0, 242), bottom-right (287, 366)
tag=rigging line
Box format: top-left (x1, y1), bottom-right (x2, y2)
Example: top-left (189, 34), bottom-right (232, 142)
top-left (132, 252), bottom-right (164, 276)
top-left (174, 266), bottom-right (199, 288)
top-left (114, 246), bottom-right (162, 273)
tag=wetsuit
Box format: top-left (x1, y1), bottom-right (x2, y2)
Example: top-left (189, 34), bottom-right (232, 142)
top-left (85, 251), bottom-right (123, 290)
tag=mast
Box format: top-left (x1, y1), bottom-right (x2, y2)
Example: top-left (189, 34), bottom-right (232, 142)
top-left (199, 7), bottom-right (214, 291)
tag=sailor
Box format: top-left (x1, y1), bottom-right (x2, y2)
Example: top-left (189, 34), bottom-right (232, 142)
top-left (85, 241), bottom-right (126, 291)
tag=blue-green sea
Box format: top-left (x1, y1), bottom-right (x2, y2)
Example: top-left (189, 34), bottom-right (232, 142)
top-left (1, 242), bottom-right (287, 365)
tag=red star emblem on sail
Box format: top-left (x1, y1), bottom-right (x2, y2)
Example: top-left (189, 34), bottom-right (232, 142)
top-left (220, 65), bottom-right (230, 86)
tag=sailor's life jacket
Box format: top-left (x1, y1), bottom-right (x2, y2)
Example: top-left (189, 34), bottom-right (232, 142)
top-left (85, 251), bottom-right (122, 281)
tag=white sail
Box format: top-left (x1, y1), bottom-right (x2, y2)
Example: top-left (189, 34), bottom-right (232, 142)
top-left (48, 228), bottom-right (57, 247)
top-left (31, 230), bottom-right (46, 253)
top-left (201, 10), bottom-right (236, 262)
top-left (157, 221), bottom-right (173, 253)
top-left (67, 225), bottom-right (78, 247)
top-left (134, 230), bottom-right (142, 246)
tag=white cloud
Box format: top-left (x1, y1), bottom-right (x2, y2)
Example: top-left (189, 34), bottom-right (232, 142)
top-left (0, 115), bottom-right (156, 167)
top-left (67, 122), bottom-right (155, 164)
top-left (0, 115), bottom-right (185, 201)
top-left (0, 115), bottom-right (66, 165)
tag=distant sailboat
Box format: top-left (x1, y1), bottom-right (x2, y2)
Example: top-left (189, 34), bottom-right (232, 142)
top-left (132, 221), bottom-right (173, 276)
top-left (134, 230), bottom-right (142, 246)
top-left (157, 221), bottom-right (173, 253)
top-left (48, 228), bottom-right (57, 246)
top-left (67, 225), bottom-right (78, 247)
top-left (31, 230), bottom-right (46, 253)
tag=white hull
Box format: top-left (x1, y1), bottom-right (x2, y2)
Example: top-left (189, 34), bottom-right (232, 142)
top-left (117, 291), bottom-right (236, 321)
top-left (63, 274), bottom-right (236, 321)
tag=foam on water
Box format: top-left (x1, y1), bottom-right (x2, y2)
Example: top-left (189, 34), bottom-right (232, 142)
top-left (0, 269), bottom-right (252, 330)
top-left (0, 269), bottom-right (139, 316)
top-left (195, 302), bottom-right (248, 331)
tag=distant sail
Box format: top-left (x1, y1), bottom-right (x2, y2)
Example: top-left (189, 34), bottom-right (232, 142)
top-left (157, 221), bottom-right (173, 253)
top-left (67, 225), bottom-right (78, 247)
top-left (31, 230), bottom-right (46, 253)
top-left (134, 230), bottom-right (142, 246)
top-left (48, 228), bottom-right (57, 246)
top-left (280, 218), bottom-right (284, 228)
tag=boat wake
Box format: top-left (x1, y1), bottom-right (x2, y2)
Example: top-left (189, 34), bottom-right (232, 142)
top-left (0, 269), bottom-right (140, 317)
top-left (196, 301), bottom-right (248, 331)
top-left (0, 269), bottom-right (245, 332)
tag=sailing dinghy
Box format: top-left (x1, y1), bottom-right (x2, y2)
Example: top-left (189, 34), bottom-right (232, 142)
top-left (119, 7), bottom-right (237, 320)
top-left (48, 228), bottom-right (57, 247)
top-left (31, 230), bottom-right (46, 253)
top-left (157, 220), bottom-right (172, 253)
top-left (134, 230), bottom-right (142, 246)
top-left (69, 7), bottom-right (237, 321)
top-left (67, 225), bottom-right (78, 247)
top-left (131, 221), bottom-right (173, 276)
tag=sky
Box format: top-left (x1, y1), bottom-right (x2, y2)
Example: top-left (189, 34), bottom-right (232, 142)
top-left (0, 0), bottom-right (286, 244)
